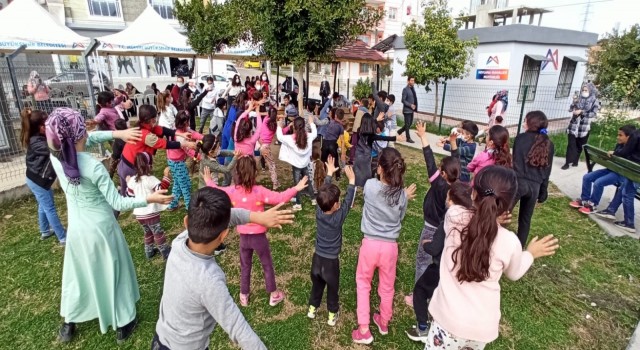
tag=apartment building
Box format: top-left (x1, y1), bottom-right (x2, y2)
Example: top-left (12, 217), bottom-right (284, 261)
top-left (360, 0), bottom-right (423, 46)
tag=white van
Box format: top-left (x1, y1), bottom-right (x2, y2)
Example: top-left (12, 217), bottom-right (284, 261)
top-left (195, 59), bottom-right (239, 81)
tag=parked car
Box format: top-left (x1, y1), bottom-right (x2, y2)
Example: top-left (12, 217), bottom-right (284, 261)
top-left (197, 73), bottom-right (229, 95)
top-left (44, 70), bottom-right (111, 97)
top-left (244, 60), bottom-right (262, 69)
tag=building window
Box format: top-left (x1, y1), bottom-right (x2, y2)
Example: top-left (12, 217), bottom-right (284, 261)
top-left (358, 35), bottom-right (370, 44)
top-left (88, 0), bottom-right (121, 17)
top-left (150, 0), bottom-right (175, 20)
top-left (555, 58), bottom-right (577, 98)
top-left (388, 7), bottom-right (397, 20)
top-left (518, 56), bottom-right (541, 101)
top-left (360, 63), bottom-right (370, 74)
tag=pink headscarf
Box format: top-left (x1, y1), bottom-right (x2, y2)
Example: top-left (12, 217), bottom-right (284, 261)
top-left (45, 108), bottom-right (87, 185)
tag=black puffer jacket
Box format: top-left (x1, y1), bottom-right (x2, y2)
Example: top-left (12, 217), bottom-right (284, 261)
top-left (26, 135), bottom-right (56, 189)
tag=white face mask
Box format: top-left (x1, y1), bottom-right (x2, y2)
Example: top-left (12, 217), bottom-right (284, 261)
top-left (262, 76), bottom-right (267, 81)
top-left (581, 91), bottom-right (589, 98)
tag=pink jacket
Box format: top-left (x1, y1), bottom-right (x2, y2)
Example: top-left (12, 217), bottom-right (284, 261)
top-left (258, 117), bottom-right (277, 145)
top-left (167, 129), bottom-right (204, 162)
top-left (94, 96), bottom-right (126, 130)
top-left (234, 111), bottom-right (263, 155)
top-left (466, 149), bottom-right (496, 177)
top-left (429, 205), bottom-right (534, 343)
top-left (205, 180), bottom-right (297, 234)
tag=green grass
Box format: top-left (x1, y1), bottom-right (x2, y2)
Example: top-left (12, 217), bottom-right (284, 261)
top-left (1, 145), bottom-right (640, 350)
top-left (548, 117), bottom-right (640, 158)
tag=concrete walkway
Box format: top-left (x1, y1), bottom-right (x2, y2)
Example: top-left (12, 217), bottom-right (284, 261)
top-left (396, 130), bottom-right (639, 239)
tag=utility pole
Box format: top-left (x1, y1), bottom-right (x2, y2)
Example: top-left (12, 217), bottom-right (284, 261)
top-left (581, 0), bottom-right (592, 32)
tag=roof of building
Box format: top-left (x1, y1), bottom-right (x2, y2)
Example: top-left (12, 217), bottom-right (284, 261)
top-left (379, 24), bottom-right (599, 51)
top-left (334, 39), bottom-right (388, 63)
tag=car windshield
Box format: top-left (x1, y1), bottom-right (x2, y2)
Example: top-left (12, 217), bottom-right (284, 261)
top-left (226, 65), bottom-right (237, 72)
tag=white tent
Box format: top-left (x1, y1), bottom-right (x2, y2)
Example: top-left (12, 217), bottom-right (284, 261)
top-left (0, 0), bottom-right (91, 54)
top-left (97, 6), bottom-right (195, 57)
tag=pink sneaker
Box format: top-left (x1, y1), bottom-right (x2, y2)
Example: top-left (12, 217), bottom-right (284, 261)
top-left (373, 313), bottom-right (389, 335)
top-left (239, 293), bottom-right (249, 307)
top-left (404, 294), bottom-right (414, 307)
top-left (351, 327), bottom-right (373, 344)
top-left (269, 290), bottom-right (285, 306)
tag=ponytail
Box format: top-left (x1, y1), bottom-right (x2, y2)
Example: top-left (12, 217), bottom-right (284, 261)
top-left (134, 152), bottom-right (151, 182)
top-left (189, 139), bottom-right (205, 174)
top-left (20, 107), bottom-right (47, 148)
top-left (524, 111), bottom-right (551, 168)
top-left (293, 117), bottom-right (307, 149)
top-left (378, 148), bottom-right (406, 206)
top-left (488, 125), bottom-right (512, 168)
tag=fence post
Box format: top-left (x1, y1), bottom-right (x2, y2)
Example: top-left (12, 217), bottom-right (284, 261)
top-left (0, 45), bottom-right (26, 157)
top-left (438, 82), bottom-right (448, 133)
top-left (346, 78), bottom-right (350, 99)
top-left (82, 39), bottom-right (99, 117)
top-left (517, 85), bottom-right (528, 135)
top-left (387, 80), bottom-right (390, 94)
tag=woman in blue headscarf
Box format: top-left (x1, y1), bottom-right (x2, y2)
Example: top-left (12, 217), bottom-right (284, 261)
top-left (45, 108), bottom-right (173, 344)
top-left (562, 83), bottom-right (599, 170)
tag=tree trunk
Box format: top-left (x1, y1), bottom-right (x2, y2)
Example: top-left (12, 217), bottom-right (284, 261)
top-left (433, 81), bottom-right (439, 124)
top-left (298, 65), bottom-right (305, 113)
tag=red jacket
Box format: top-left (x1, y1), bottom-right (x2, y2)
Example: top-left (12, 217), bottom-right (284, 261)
top-left (170, 85), bottom-right (181, 108)
top-left (121, 125), bottom-right (180, 166)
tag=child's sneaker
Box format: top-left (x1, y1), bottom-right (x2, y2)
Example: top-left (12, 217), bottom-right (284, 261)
top-left (614, 221), bottom-right (636, 233)
top-left (290, 197), bottom-right (297, 203)
top-left (311, 199), bottom-right (317, 206)
top-left (292, 204), bottom-right (302, 211)
top-left (40, 230), bottom-right (55, 240)
top-left (327, 311), bottom-right (339, 326)
top-left (569, 199), bottom-right (584, 208)
top-left (269, 290), bottom-right (285, 306)
top-left (214, 243), bottom-right (227, 256)
top-left (307, 305), bottom-right (317, 319)
top-left (59, 239), bottom-right (66, 247)
top-left (351, 327), bottom-right (374, 345)
top-left (578, 203), bottom-right (596, 214)
top-left (406, 324), bottom-right (429, 343)
top-left (144, 245), bottom-right (158, 259)
top-left (239, 293), bottom-right (249, 307)
top-left (159, 245), bottom-right (171, 260)
top-left (404, 294), bottom-right (414, 307)
top-left (595, 209), bottom-right (617, 220)
top-left (373, 312), bottom-right (388, 335)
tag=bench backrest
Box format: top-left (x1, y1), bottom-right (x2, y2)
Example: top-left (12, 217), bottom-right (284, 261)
top-left (584, 145), bottom-right (640, 184)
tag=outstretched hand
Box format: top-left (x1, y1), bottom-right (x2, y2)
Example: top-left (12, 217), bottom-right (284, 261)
top-left (326, 156), bottom-right (337, 175)
top-left (251, 203), bottom-right (295, 229)
top-left (295, 176), bottom-right (309, 192)
top-left (405, 183), bottom-right (417, 201)
top-left (113, 127), bottom-right (142, 144)
top-left (201, 166), bottom-right (212, 184)
top-left (147, 189), bottom-right (173, 205)
top-left (526, 235), bottom-right (559, 259)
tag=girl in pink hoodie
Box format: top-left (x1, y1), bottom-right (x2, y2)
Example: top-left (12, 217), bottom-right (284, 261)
top-left (92, 91), bottom-right (124, 131)
top-left (467, 125), bottom-right (512, 182)
top-left (426, 166), bottom-right (558, 348)
top-left (203, 157), bottom-right (308, 307)
top-left (258, 108), bottom-right (280, 188)
top-left (234, 102), bottom-right (263, 156)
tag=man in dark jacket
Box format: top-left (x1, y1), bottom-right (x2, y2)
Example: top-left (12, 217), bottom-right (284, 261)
top-left (398, 76), bottom-right (417, 143)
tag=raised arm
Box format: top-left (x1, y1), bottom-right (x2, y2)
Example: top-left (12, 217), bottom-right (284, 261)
top-left (92, 161), bottom-right (147, 211)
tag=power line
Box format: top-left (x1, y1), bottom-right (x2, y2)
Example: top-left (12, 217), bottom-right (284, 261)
top-left (543, 0), bottom-right (613, 9)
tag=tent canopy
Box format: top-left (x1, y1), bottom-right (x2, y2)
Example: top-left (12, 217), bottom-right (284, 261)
top-left (0, 0), bottom-right (91, 54)
top-left (97, 6), bottom-right (195, 57)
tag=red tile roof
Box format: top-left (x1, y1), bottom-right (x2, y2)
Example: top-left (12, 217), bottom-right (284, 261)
top-left (334, 40), bottom-right (387, 63)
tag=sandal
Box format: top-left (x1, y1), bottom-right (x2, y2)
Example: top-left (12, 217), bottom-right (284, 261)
top-left (240, 293), bottom-right (249, 307)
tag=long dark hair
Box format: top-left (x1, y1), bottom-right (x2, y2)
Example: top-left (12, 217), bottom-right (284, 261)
top-left (134, 152), bottom-right (152, 182)
top-left (487, 125), bottom-right (512, 168)
top-left (234, 91), bottom-right (247, 111)
top-left (191, 134), bottom-right (219, 173)
top-left (175, 111), bottom-right (190, 131)
top-left (232, 74), bottom-right (242, 87)
top-left (236, 116), bottom-right (253, 143)
top-left (358, 113), bottom-right (376, 135)
top-left (266, 108), bottom-right (277, 132)
top-left (293, 117), bottom-right (307, 149)
top-left (448, 181), bottom-right (473, 208)
top-left (377, 148), bottom-right (406, 206)
top-left (138, 105), bottom-right (158, 127)
top-left (524, 111), bottom-right (551, 168)
top-left (440, 156), bottom-right (461, 183)
top-left (180, 89), bottom-right (193, 111)
top-left (452, 165), bottom-right (518, 283)
top-left (96, 91), bottom-right (115, 114)
top-left (20, 107), bottom-right (47, 148)
top-left (233, 156), bottom-right (257, 191)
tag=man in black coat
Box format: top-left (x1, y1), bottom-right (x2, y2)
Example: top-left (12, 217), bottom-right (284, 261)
top-left (398, 76), bottom-right (417, 143)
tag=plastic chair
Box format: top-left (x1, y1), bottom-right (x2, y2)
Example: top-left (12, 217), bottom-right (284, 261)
top-left (143, 94), bottom-right (157, 106)
top-left (133, 94), bottom-right (145, 106)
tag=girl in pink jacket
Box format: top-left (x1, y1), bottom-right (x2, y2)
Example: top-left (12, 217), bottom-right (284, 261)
top-left (203, 157), bottom-right (308, 307)
top-left (467, 125), bottom-right (512, 182)
top-left (426, 166), bottom-right (558, 348)
top-left (234, 102), bottom-right (263, 156)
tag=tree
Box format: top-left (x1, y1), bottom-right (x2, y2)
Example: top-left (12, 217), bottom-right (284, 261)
top-left (174, 0), bottom-right (250, 56)
top-left (245, 0), bottom-right (383, 111)
top-left (353, 78), bottom-right (372, 100)
top-left (402, 0), bottom-right (477, 122)
top-left (589, 24), bottom-right (640, 108)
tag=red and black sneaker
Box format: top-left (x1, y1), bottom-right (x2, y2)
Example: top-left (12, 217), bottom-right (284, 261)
top-left (569, 199), bottom-right (584, 208)
top-left (578, 203), bottom-right (596, 214)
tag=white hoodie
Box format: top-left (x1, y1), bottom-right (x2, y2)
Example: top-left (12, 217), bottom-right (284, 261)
top-left (201, 84), bottom-right (219, 110)
top-left (276, 123), bottom-right (317, 168)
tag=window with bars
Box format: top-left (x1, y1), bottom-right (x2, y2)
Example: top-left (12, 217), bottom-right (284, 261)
top-left (150, 0), bottom-right (175, 20)
top-left (518, 56), bottom-right (541, 101)
top-left (555, 58), bottom-right (577, 98)
top-left (88, 0), bottom-right (121, 17)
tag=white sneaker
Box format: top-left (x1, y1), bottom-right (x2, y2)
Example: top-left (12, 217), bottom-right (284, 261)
top-left (327, 311), bottom-right (339, 326)
top-left (307, 305), bottom-right (317, 319)
top-left (311, 199), bottom-right (317, 206)
top-left (290, 197), bottom-right (297, 203)
top-left (292, 204), bottom-right (302, 211)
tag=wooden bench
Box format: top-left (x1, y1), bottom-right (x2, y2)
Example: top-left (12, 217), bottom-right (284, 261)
top-left (583, 145), bottom-right (640, 200)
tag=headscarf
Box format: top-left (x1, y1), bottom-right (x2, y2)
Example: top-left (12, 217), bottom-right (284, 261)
top-left (28, 70), bottom-right (42, 88)
top-left (45, 108), bottom-right (87, 186)
top-left (576, 82), bottom-right (598, 112)
top-left (496, 90), bottom-right (508, 112)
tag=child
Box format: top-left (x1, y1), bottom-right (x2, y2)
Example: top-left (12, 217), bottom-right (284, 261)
top-left (405, 181), bottom-right (472, 342)
top-left (570, 124), bottom-right (637, 215)
top-left (20, 107), bottom-right (66, 245)
top-left (210, 98), bottom-right (227, 136)
top-left (153, 187), bottom-right (297, 350)
top-left (384, 94), bottom-right (398, 148)
top-left (426, 165), bottom-right (558, 348)
top-left (352, 148), bottom-right (417, 345)
top-left (234, 102), bottom-right (263, 156)
top-left (157, 91), bottom-right (178, 129)
top-left (467, 125), bottom-right (512, 180)
top-left (203, 158), bottom-right (308, 307)
top-left (108, 119), bottom-right (128, 179)
top-left (311, 150), bottom-right (327, 195)
top-left (126, 153), bottom-right (172, 260)
top-left (195, 134), bottom-right (240, 189)
top-left (406, 121), bottom-right (460, 304)
top-left (91, 91), bottom-right (123, 131)
top-left (477, 115), bottom-right (503, 144)
top-left (439, 120), bottom-right (478, 183)
top-left (512, 111), bottom-right (555, 247)
top-left (277, 116), bottom-right (317, 211)
top-left (321, 109), bottom-right (345, 179)
top-left (166, 111), bottom-right (204, 211)
top-left (307, 159), bottom-right (356, 326)
top-left (258, 108), bottom-right (280, 189)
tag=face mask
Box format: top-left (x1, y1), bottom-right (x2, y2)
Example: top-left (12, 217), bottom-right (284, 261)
top-left (581, 91), bottom-right (589, 98)
top-left (262, 76), bottom-right (267, 81)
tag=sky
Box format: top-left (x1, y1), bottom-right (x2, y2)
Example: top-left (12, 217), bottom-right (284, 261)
top-left (448, 0), bottom-right (638, 36)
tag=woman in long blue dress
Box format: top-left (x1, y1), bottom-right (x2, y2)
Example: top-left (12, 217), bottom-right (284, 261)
top-left (45, 108), bottom-right (173, 344)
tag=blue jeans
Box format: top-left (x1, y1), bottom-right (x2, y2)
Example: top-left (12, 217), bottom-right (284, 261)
top-left (292, 166), bottom-right (314, 205)
top-left (606, 179), bottom-right (639, 226)
top-left (580, 169), bottom-right (623, 206)
top-left (25, 178), bottom-right (66, 241)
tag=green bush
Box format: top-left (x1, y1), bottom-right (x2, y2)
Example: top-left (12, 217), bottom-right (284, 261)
top-left (353, 78), bottom-right (372, 101)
